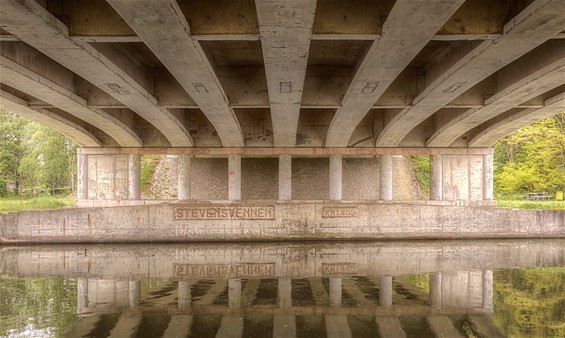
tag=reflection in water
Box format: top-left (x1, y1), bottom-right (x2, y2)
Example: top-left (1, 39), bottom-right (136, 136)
top-left (0, 240), bottom-right (564, 337)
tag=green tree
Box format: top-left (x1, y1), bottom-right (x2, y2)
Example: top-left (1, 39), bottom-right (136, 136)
top-left (494, 113), bottom-right (565, 194)
top-left (0, 111), bottom-right (77, 196)
top-left (0, 111), bottom-right (31, 196)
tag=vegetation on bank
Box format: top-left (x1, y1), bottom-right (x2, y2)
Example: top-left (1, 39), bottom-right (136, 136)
top-left (0, 196), bottom-right (75, 212)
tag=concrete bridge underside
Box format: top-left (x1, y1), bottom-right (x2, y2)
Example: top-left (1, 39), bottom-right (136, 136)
top-left (1, 0), bottom-right (565, 206)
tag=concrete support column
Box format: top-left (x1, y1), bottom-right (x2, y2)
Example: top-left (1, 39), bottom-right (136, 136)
top-left (482, 270), bottom-right (493, 312)
top-left (379, 276), bottom-right (393, 306)
top-left (329, 155), bottom-right (343, 200)
top-left (228, 278), bottom-right (242, 308)
top-left (429, 272), bottom-right (443, 309)
top-left (278, 154), bottom-right (292, 200)
top-left (379, 155), bottom-right (393, 201)
top-left (430, 155), bottom-right (443, 201)
top-left (329, 277), bottom-right (342, 306)
top-left (127, 154), bottom-right (141, 200)
top-left (77, 278), bottom-right (88, 314)
top-left (483, 152), bottom-right (494, 200)
top-left (128, 280), bottom-right (141, 307)
top-left (77, 152), bottom-right (88, 200)
top-left (177, 155), bottom-right (192, 200)
top-left (228, 155), bottom-right (241, 200)
top-left (178, 281), bottom-right (191, 308)
top-left (278, 278), bottom-right (292, 308)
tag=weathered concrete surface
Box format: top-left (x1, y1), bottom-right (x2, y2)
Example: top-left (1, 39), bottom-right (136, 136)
top-left (1, 240), bottom-right (563, 279)
top-left (1, 202), bottom-right (562, 244)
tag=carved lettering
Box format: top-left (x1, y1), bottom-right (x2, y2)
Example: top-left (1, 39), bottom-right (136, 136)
top-left (322, 207), bottom-right (358, 218)
top-left (174, 205), bottom-right (275, 220)
top-left (174, 263), bottom-right (276, 278)
top-left (322, 263), bottom-right (359, 275)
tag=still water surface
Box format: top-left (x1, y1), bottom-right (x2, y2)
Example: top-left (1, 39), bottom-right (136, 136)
top-left (1, 240), bottom-right (564, 338)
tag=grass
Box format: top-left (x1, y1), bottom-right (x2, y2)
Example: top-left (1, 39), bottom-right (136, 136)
top-left (495, 193), bottom-right (565, 210)
top-left (0, 196), bottom-right (75, 212)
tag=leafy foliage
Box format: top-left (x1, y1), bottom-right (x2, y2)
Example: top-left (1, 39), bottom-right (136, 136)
top-left (493, 268), bottom-right (565, 337)
top-left (0, 110), bottom-right (76, 197)
top-left (493, 114), bottom-right (565, 195)
top-left (410, 155), bottom-right (430, 196)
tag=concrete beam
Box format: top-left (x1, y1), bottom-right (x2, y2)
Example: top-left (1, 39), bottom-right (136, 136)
top-left (0, 0), bottom-right (193, 147)
top-left (106, 0), bottom-right (244, 147)
top-left (324, 0), bottom-right (466, 147)
top-left (0, 90), bottom-right (101, 147)
top-left (377, 0), bottom-right (565, 147)
top-left (428, 41), bottom-right (565, 146)
top-left (469, 92), bottom-right (565, 147)
top-left (79, 147), bottom-right (494, 157)
top-left (256, 0), bottom-right (316, 146)
top-left (0, 54), bottom-right (141, 147)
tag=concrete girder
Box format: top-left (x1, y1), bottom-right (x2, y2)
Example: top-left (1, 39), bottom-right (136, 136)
top-left (256, 0), bottom-right (317, 147)
top-left (0, 55), bottom-right (142, 147)
top-left (427, 40), bottom-right (565, 147)
top-left (469, 92), bottom-right (565, 147)
top-left (0, 0), bottom-right (193, 147)
top-left (0, 90), bottom-right (102, 147)
top-left (324, 0), bottom-right (466, 147)
top-left (106, 0), bottom-right (244, 147)
top-left (376, 0), bottom-right (565, 147)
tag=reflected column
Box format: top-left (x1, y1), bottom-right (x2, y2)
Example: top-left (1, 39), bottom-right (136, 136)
top-left (77, 277), bottom-right (89, 315)
top-left (482, 270), bottom-right (493, 312)
top-left (329, 277), bottom-right (342, 306)
top-left (228, 278), bottom-right (242, 308)
top-left (163, 280), bottom-right (194, 337)
top-left (128, 280), bottom-right (141, 307)
top-left (274, 278), bottom-right (295, 337)
top-left (178, 280), bottom-right (192, 308)
top-left (379, 276), bottom-right (393, 306)
top-left (429, 272), bottom-right (443, 309)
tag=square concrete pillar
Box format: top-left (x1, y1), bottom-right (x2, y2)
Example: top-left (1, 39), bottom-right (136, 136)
top-left (430, 155), bottom-right (443, 200)
top-left (177, 155), bottom-right (192, 200)
top-left (228, 155), bottom-right (241, 200)
top-left (279, 154), bottom-right (292, 200)
top-left (128, 154), bottom-right (141, 200)
top-left (483, 152), bottom-right (494, 200)
top-left (77, 152), bottom-right (88, 200)
top-left (329, 155), bottom-right (342, 200)
top-left (379, 155), bottom-right (393, 201)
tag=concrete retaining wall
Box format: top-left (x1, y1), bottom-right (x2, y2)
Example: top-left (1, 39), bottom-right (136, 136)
top-left (1, 202), bottom-right (563, 243)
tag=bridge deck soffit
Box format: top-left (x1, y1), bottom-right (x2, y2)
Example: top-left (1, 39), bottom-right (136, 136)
top-left (0, 0), bottom-right (563, 149)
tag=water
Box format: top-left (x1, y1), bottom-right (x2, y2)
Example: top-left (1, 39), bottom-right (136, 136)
top-left (1, 240), bottom-right (564, 338)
